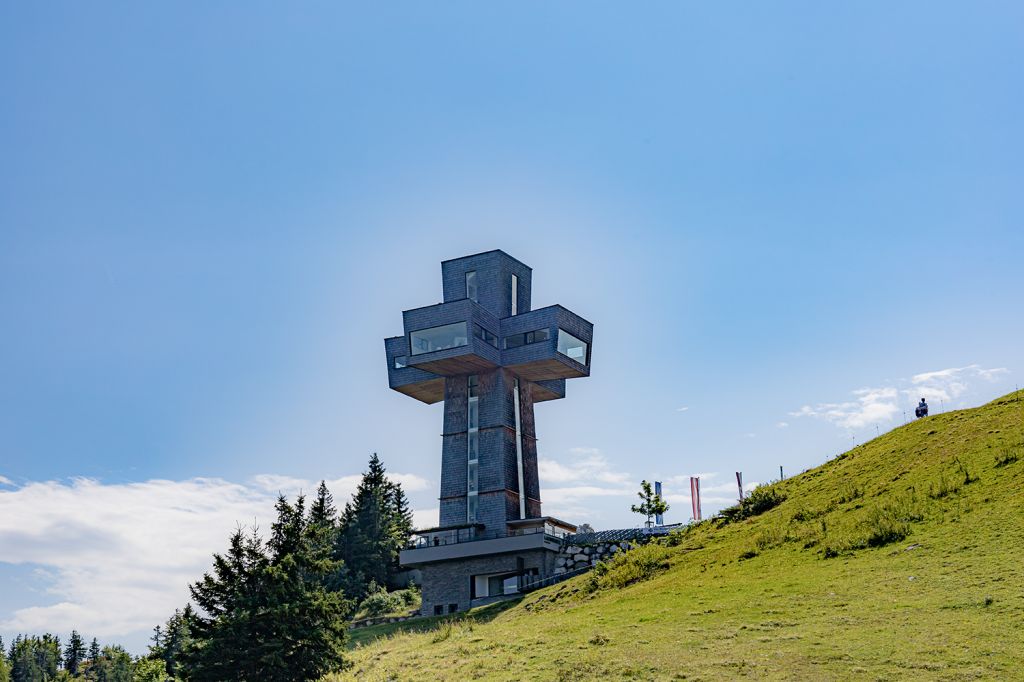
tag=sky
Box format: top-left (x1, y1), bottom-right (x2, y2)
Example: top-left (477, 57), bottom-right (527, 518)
top-left (1, 1), bottom-right (1022, 654)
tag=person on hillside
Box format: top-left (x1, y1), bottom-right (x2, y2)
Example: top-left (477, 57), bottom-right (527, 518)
top-left (915, 398), bottom-right (929, 418)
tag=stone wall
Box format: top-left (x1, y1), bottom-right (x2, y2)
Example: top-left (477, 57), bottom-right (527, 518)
top-left (554, 539), bottom-right (634, 575)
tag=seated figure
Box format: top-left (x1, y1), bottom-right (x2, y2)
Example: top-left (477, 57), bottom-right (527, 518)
top-left (915, 398), bottom-right (929, 418)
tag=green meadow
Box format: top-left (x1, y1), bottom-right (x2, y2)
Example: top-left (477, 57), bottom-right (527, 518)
top-left (331, 391), bottom-right (1024, 681)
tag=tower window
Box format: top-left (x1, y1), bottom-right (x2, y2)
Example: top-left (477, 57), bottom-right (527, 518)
top-left (504, 328), bottom-right (550, 349)
top-left (467, 374), bottom-right (479, 523)
top-left (466, 271), bottom-right (478, 302)
top-left (557, 329), bottom-right (588, 364)
top-left (511, 274), bottom-right (518, 315)
top-left (409, 322), bottom-right (468, 355)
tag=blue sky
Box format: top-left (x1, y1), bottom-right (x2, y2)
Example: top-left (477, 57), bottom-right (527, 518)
top-left (1, 2), bottom-right (1022, 653)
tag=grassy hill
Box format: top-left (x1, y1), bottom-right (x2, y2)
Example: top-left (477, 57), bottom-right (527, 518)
top-left (332, 391), bottom-right (1024, 680)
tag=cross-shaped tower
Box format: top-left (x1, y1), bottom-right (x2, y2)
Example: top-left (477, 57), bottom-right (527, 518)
top-left (385, 250), bottom-right (593, 614)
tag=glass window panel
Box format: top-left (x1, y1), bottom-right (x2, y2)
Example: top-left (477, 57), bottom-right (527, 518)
top-left (467, 493), bottom-right (478, 522)
top-left (468, 431), bottom-right (479, 459)
top-left (466, 271), bottom-right (478, 302)
top-left (511, 274), bottom-right (518, 315)
top-left (505, 328), bottom-right (551, 349)
top-left (468, 374), bottom-right (478, 397)
top-left (503, 575), bottom-right (519, 595)
top-left (468, 461), bottom-right (478, 493)
top-left (468, 398), bottom-right (478, 429)
top-left (393, 356), bottom-right (406, 369)
top-left (409, 322), bottom-right (468, 355)
top-left (473, 324), bottom-right (498, 347)
top-left (557, 329), bottom-right (588, 364)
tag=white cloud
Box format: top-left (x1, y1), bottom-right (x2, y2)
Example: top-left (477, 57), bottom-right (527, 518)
top-left (412, 507), bottom-right (438, 530)
top-left (0, 472), bottom-right (431, 642)
top-left (538, 447), bottom-right (630, 486)
top-left (790, 364), bottom-right (1010, 430)
top-left (790, 386), bottom-right (899, 429)
top-left (776, 422), bottom-right (789, 428)
top-left (676, 406), bottom-right (689, 412)
top-left (0, 476), bottom-right (13, 487)
top-left (907, 364), bottom-right (1009, 403)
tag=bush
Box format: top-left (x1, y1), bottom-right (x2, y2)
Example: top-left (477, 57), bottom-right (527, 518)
top-left (585, 543), bottom-right (672, 593)
top-left (822, 494), bottom-right (920, 557)
top-left (398, 585), bottom-right (419, 606)
top-left (718, 485), bottom-right (786, 524)
top-left (358, 585), bottom-right (405, 618)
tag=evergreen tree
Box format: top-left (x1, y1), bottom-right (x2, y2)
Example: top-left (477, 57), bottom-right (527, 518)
top-left (307, 480), bottom-right (349, 591)
top-left (337, 454), bottom-right (414, 598)
top-left (149, 606), bottom-right (192, 679)
top-left (64, 630), bottom-right (87, 675)
top-left (9, 634), bottom-right (60, 681)
top-left (184, 494), bottom-right (351, 681)
top-left (88, 638), bottom-right (101, 665)
top-left (0, 637), bottom-right (10, 682)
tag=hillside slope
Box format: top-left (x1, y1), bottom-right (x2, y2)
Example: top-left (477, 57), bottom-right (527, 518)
top-left (335, 391), bottom-right (1024, 681)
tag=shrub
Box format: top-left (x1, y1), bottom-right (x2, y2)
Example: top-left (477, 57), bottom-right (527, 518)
top-left (358, 585), bottom-right (405, 618)
top-left (717, 485), bottom-right (786, 524)
top-left (585, 543), bottom-right (672, 593)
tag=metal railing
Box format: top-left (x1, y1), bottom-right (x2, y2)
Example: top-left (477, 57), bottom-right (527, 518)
top-left (406, 525), bottom-right (567, 550)
top-left (561, 523), bottom-right (685, 547)
top-left (519, 564), bottom-right (594, 594)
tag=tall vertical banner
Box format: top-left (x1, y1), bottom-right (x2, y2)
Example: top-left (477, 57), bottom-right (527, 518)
top-left (654, 481), bottom-right (663, 525)
top-left (690, 476), bottom-right (702, 521)
top-left (736, 471), bottom-right (744, 501)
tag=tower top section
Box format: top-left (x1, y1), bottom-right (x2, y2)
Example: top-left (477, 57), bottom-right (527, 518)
top-left (385, 249), bottom-right (593, 403)
top-left (441, 250), bottom-right (533, 320)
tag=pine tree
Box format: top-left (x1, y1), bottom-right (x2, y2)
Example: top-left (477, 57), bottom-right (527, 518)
top-left (8, 634), bottom-right (60, 681)
top-left (0, 636), bottom-right (9, 682)
top-left (306, 480), bottom-right (349, 590)
top-left (64, 629), bottom-right (87, 675)
top-left (88, 638), bottom-right (101, 664)
top-left (337, 454), bottom-right (414, 598)
top-left (149, 607), bottom-right (192, 679)
top-left (184, 495), bottom-right (351, 681)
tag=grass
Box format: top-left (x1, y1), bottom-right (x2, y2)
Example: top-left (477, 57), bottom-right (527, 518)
top-left (330, 390), bottom-right (1024, 680)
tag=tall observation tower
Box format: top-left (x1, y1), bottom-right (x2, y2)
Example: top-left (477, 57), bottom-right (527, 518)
top-left (384, 250), bottom-right (594, 615)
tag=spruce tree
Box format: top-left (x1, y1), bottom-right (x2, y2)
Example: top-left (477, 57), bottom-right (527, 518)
top-left (64, 629), bottom-right (87, 675)
top-left (8, 635), bottom-right (60, 681)
top-left (0, 637), bottom-right (9, 682)
top-left (88, 638), bottom-right (101, 664)
top-left (184, 495), bottom-right (351, 681)
top-left (337, 454), bottom-right (414, 598)
top-left (149, 607), bottom-right (192, 679)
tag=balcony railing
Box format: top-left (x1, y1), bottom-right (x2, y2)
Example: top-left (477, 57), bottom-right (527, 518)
top-left (406, 524), bottom-right (567, 550)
